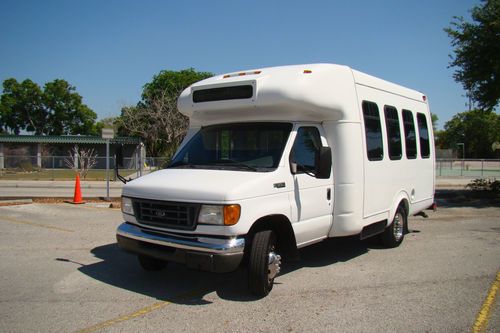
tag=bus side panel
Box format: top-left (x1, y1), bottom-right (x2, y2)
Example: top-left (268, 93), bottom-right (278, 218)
top-left (356, 85), bottom-right (434, 222)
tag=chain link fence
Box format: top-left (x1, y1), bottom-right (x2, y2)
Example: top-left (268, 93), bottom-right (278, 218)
top-left (435, 159), bottom-right (500, 178)
top-left (0, 155), bottom-right (145, 180)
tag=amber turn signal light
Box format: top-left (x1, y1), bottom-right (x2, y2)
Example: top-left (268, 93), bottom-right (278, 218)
top-left (224, 204), bottom-right (241, 226)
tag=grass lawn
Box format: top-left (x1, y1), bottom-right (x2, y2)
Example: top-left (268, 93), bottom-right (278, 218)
top-left (0, 169), bottom-right (138, 181)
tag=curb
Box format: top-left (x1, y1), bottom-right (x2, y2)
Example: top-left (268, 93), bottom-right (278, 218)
top-left (0, 199), bottom-right (33, 204)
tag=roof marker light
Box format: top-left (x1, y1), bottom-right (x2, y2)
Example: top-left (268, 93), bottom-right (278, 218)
top-left (303, 70), bottom-right (312, 74)
top-left (222, 71), bottom-right (262, 79)
top-left (423, 95), bottom-right (427, 102)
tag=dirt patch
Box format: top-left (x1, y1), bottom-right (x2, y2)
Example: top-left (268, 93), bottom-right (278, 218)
top-left (0, 198), bottom-right (122, 208)
top-left (32, 197), bottom-right (121, 208)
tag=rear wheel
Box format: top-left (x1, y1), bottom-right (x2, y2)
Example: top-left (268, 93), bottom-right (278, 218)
top-left (381, 206), bottom-right (407, 248)
top-left (248, 230), bottom-right (281, 297)
top-left (137, 254), bottom-right (167, 271)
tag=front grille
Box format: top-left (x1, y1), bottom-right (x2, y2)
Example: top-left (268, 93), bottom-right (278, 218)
top-left (132, 198), bottom-right (200, 231)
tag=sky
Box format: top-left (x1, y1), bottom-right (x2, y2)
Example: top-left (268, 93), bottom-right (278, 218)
top-left (0, 0), bottom-right (481, 129)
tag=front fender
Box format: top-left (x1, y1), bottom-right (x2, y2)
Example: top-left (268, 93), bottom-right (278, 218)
top-left (230, 191), bottom-right (292, 235)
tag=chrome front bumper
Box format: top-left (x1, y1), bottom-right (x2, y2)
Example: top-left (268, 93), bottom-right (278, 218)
top-left (116, 223), bottom-right (245, 272)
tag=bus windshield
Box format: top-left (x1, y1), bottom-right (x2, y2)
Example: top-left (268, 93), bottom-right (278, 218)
top-left (168, 122), bottom-right (293, 172)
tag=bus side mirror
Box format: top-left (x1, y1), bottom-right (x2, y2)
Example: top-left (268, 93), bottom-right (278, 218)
top-left (115, 145), bottom-right (124, 168)
top-left (315, 146), bottom-right (332, 179)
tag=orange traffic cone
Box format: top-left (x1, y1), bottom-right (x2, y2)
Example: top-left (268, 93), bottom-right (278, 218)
top-left (68, 173), bottom-right (85, 204)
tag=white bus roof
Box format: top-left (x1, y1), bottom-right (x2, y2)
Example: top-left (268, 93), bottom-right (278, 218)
top-left (178, 63), bottom-right (427, 125)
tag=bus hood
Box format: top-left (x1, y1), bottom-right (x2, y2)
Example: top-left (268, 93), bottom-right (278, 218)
top-left (121, 168), bottom-right (286, 203)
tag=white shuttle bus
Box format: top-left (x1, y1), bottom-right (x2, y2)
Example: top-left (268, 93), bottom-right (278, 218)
top-left (117, 64), bottom-right (435, 296)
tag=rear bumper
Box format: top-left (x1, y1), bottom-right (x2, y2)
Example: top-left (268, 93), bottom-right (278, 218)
top-left (116, 222), bottom-right (245, 273)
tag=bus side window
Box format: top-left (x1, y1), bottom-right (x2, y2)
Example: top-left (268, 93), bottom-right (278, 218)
top-left (362, 101), bottom-right (384, 161)
top-left (384, 105), bottom-right (402, 160)
top-left (402, 110), bottom-right (417, 159)
top-left (417, 113), bottom-right (430, 158)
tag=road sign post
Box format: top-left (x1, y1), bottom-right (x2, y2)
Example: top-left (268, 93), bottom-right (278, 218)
top-left (102, 128), bottom-right (115, 201)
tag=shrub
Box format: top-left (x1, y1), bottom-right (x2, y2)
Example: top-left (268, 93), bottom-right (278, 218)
top-left (466, 178), bottom-right (499, 196)
top-left (18, 162), bottom-right (40, 172)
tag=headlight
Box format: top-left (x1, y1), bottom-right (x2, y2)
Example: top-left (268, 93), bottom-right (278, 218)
top-left (198, 204), bottom-right (240, 226)
top-left (121, 197), bottom-right (134, 215)
top-left (198, 205), bottom-right (223, 224)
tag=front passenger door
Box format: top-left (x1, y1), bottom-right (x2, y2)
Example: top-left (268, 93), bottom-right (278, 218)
top-left (289, 126), bottom-right (334, 246)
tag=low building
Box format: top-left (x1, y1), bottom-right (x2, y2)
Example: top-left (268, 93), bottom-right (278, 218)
top-left (0, 135), bottom-right (143, 170)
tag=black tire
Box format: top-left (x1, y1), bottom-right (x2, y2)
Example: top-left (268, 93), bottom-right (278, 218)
top-left (137, 254), bottom-right (167, 271)
top-left (381, 206), bottom-right (407, 248)
top-left (248, 230), bottom-right (281, 297)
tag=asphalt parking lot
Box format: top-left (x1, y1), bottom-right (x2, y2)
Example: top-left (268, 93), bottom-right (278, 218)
top-left (0, 200), bottom-right (498, 332)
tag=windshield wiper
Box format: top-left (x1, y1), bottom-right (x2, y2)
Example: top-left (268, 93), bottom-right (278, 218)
top-left (167, 161), bottom-right (197, 169)
top-left (211, 159), bottom-right (258, 171)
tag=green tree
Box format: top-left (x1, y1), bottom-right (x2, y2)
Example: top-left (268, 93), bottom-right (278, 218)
top-left (0, 78), bottom-right (97, 135)
top-left (445, 0), bottom-right (500, 110)
top-left (439, 109), bottom-right (500, 158)
top-left (0, 79), bottom-right (44, 134)
top-left (431, 113), bottom-right (439, 131)
top-left (119, 68), bottom-right (212, 157)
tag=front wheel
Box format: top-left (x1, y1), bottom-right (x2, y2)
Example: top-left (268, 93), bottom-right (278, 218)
top-left (248, 230), bottom-right (281, 297)
top-left (381, 206), bottom-right (407, 248)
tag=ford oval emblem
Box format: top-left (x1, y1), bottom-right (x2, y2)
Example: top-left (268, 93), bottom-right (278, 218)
top-left (154, 210), bottom-right (166, 218)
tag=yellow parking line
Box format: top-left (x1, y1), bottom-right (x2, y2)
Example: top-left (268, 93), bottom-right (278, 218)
top-left (74, 288), bottom-right (206, 333)
top-left (472, 270), bottom-right (500, 333)
top-left (0, 216), bottom-right (73, 233)
top-left (75, 301), bottom-right (170, 333)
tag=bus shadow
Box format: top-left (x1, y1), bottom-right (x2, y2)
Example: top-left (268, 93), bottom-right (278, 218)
top-left (73, 236), bottom-right (371, 304)
top-left (435, 189), bottom-right (500, 208)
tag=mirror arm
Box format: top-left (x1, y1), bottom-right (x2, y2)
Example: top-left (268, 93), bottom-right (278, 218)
top-left (114, 156), bottom-right (131, 184)
top-left (290, 161), bottom-right (317, 177)
top-left (115, 168), bottom-right (129, 184)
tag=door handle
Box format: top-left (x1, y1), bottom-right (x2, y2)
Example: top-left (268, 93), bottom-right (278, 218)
top-left (327, 188), bottom-right (331, 200)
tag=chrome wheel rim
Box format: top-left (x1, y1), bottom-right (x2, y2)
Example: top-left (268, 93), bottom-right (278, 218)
top-left (268, 250), bottom-right (281, 282)
top-left (393, 212), bottom-right (404, 241)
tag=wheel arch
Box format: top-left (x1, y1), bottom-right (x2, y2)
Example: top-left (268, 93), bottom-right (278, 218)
top-left (388, 192), bottom-right (410, 234)
top-left (246, 214), bottom-right (298, 261)
top-left (390, 191), bottom-right (410, 222)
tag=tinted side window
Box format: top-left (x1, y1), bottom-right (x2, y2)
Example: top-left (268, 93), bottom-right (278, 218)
top-left (402, 110), bottom-right (417, 159)
top-left (417, 113), bottom-right (430, 158)
top-left (384, 105), bottom-right (402, 160)
top-left (362, 101), bottom-right (383, 161)
top-left (291, 127), bottom-right (322, 172)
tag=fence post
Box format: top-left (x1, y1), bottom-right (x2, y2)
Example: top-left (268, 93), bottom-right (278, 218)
top-left (135, 148), bottom-right (139, 179)
top-left (37, 144), bottom-right (42, 168)
top-left (481, 159), bottom-right (484, 177)
top-left (139, 143), bottom-right (144, 177)
top-left (0, 143), bottom-right (4, 170)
